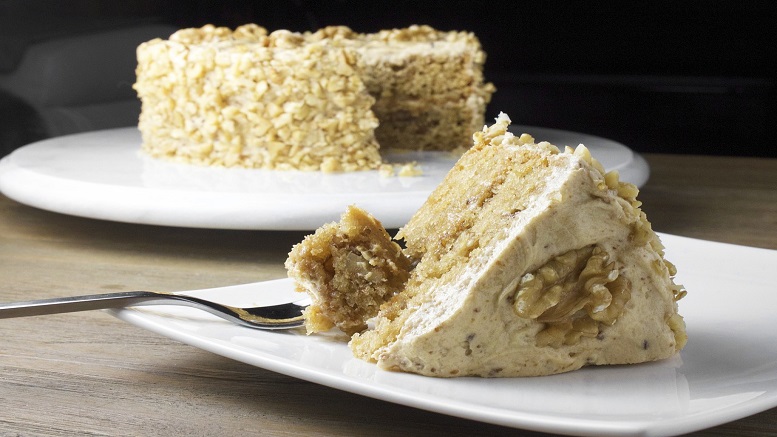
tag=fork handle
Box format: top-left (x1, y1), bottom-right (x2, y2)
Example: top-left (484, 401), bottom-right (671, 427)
top-left (0, 291), bottom-right (169, 319)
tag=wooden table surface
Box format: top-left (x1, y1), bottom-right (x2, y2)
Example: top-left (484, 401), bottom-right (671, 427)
top-left (1, 153), bottom-right (776, 436)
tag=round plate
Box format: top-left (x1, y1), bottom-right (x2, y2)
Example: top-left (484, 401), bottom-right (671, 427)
top-left (0, 126), bottom-right (649, 230)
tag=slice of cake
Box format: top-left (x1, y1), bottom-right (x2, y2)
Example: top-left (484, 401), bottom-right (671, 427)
top-left (286, 205), bottom-right (411, 335)
top-left (288, 112), bottom-right (687, 378)
top-left (134, 24), bottom-right (494, 171)
top-left (350, 113), bottom-right (687, 377)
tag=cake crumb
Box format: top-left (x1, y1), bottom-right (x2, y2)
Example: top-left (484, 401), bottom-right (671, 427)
top-left (378, 162), bottom-right (423, 178)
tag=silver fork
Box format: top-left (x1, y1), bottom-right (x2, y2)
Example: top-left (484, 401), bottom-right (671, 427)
top-left (0, 291), bottom-right (307, 329)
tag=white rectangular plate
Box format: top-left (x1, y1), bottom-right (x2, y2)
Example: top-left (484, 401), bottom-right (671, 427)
top-left (111, 234), bottom-right (777, 436)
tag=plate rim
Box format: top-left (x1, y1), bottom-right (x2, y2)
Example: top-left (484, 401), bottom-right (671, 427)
top-left (0, 126), bottom-right (649, 231)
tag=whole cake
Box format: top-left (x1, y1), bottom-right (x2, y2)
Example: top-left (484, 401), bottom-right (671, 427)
top-left (133, 24), bottom-right (494, 171)
top-left (287, 113), bottom-right (687, 377)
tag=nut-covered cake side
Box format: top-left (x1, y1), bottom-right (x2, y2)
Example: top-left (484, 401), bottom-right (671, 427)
top-left (134, 24), bottom-right (381, 171)
top-left (288, 113), bottom-right (687, 378)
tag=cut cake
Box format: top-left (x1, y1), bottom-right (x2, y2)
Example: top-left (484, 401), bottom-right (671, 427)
top-left (134, 24), bottom-right (494, 171)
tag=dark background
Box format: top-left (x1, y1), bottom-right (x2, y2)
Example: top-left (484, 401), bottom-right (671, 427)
top-left (1, 0), bottom-right (775, 158)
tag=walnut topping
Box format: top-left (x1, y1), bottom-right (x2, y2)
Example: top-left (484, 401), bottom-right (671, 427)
top-left (511, 246), bottom-right (632, 347)
top-left (667, 313), bottom-right (688, 351)
top-left (135, 24), bottom-right (383, 171)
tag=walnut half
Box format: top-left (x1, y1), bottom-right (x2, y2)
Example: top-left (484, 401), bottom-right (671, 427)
top-left (511, 246), bottom-right (631, 347)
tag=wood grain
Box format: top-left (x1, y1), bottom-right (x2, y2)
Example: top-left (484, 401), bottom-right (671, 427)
top-left (1, 153), bottom-right (776, 436)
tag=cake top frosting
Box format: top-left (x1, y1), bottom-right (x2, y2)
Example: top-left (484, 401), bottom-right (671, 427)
top-left (160, 23), bottom-right (483, 53)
